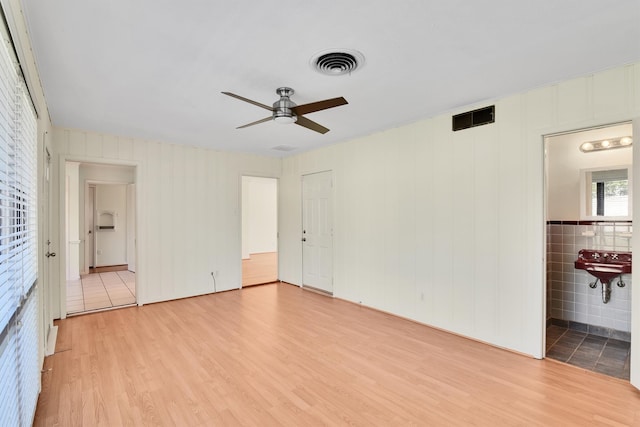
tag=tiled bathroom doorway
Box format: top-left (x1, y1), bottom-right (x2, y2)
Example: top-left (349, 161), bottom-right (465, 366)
top-left (544, 122), bottom-right (633, 380)
top-left (67, 267), bottom-right (136, 315)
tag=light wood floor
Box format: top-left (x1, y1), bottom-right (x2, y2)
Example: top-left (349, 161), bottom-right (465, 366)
top-left (35, 283), bottom-right (640, 426)
top-left (242, 251), bottom-right (277, 287)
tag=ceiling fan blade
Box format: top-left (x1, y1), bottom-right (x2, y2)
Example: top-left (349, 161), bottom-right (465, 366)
top-left (295, 115), bottom-right (330, 134)
top-left (237, 116), bottom-right (273, 129)
top-left (292, 97), bottom-right (348, 116)
top-left (222, 92), bottom-right (274, 111)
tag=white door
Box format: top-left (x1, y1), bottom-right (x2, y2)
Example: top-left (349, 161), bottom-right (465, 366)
top-left (302, 171), bottom-right (333, 293)
top-left (42, 146), bottom-right (55, 353)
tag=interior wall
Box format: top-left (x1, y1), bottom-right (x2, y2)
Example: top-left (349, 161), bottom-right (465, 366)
top-left (242, 176), bottom-right (278, 258)
top-left (279, 63), bottom-right (640, 358)
top-left (51, 129), bottom-right (281, 306)
top-left (547, 123), bottom-right (633, 220)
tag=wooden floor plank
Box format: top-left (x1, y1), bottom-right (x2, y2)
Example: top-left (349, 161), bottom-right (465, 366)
top-left (242, 252), bottom-right (277, 287)
top-left (34, 283), bottom-right (640, 426)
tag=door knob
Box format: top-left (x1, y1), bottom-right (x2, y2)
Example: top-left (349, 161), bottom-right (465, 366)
top-left (302, 238), bottom-right (306, 242)
top-left (46, 252), bottom-right (56, 258)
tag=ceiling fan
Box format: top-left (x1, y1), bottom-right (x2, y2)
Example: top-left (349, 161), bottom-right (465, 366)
top-left (222, 87), bottom-right (348, 134)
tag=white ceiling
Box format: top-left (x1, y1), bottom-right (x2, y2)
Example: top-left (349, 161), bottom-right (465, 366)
top-left (20, 1), bottom-right (640, 157)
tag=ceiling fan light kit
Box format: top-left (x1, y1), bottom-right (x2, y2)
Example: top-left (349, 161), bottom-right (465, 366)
top-left (274, 115), bottom-right (297, 124)
top-left (222, 87), bottom-right (348, 134)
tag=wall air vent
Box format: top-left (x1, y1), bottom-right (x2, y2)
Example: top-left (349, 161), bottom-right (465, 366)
top-left (452, 105), bottom-right (495, 131)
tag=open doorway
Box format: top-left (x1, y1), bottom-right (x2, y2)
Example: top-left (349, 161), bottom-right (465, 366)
top-left (544, 122), bottom-right (632, 380)
top-left (65, 161), bottom-right (137, 315)
top-left (241, 176), bottom-right (278, 287)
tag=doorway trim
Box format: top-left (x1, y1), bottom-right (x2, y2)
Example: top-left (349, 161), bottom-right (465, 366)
top-left (57, 155), bottom-right (142, 319)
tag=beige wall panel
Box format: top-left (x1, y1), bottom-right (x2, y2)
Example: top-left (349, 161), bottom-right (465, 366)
top-left (524, 86), bottom-right (555, 130)
top-left (451, 124), bottom-right (475, 335)
top-left (413, 120), bottom-right (436, 324)
top-left (473, 122), bottom-right (500, 341)
top-left (117, 136), bottom-right (134, 160)
top-left (429, 115), bottom-right (455, 327)
top-left (557, 77), bottom-right (591, 126)
top-left (85, 132), bottom-right (103, 158)
top-left (496, 95), bottom-right (529, 350)
top-left (102, 133), bottom-right (119, 159)
top-left (593, 66), bottom-right (629, 120)
top-left (68, 130), bottom-right (86, 156)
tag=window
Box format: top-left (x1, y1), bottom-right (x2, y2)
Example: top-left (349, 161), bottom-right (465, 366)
top-left (0, 12), bottom-right (39, 426)
top-left (591, 169), bottom-right (628, 216)
top-left (580, 166), bottom-right (632, 220)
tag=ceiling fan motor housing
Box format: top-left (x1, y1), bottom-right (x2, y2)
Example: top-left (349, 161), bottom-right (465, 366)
top-left (273, 87), bottom-right (297, 123)
top-left (222, 86), bottom-right (346, 133)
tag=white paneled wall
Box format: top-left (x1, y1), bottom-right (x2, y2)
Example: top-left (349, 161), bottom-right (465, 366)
top-left (52, 129), bottom-right (280, 307)
top-left (280, 63), bottom-right (640, 358)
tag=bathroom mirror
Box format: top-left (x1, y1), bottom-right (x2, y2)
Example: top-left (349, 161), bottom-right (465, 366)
top-left (580, 165), bottom-right (632, 220)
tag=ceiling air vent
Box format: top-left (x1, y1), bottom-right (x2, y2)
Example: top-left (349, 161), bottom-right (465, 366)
top-left (452, 105), bottom-right (495, 131)
top-left (311, 49), bottom-right (365, 76)
top-left (272, 145), bottom-right (297, 152)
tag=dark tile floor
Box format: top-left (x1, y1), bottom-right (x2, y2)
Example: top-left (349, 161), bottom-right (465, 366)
top-left (546, 325), bottom-right (630, 380)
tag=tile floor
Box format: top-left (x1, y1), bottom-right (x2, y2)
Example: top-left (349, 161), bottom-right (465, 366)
top-left (67, 270), bottom-right (136, 314)
top-left (546, 325), bottom-right (630, 380)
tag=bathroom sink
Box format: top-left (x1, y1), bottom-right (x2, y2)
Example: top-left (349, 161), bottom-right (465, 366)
top-left (574, 249), bottom-right (632, 284)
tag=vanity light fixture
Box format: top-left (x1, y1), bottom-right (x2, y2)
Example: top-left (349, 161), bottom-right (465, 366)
top-left (579, 136), bottom-right (633, 153)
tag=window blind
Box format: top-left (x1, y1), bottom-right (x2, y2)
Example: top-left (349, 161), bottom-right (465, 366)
top-left (17, 289), bottom-right (39, 425)
top-left (591, 168), bottom-right (627, 183)
top-left (0, 22), bottom-right (20, 333)
top-left (0, 329), bottom-right (20, 426)
top-left (0, 9), bottom-right (40, 426)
